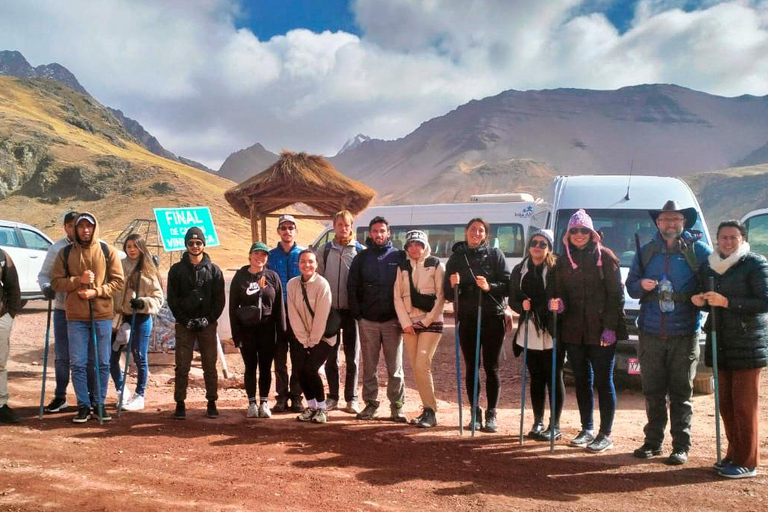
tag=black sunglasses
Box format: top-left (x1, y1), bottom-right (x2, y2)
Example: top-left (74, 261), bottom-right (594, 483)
top-left (530, 240), bottom-right (549, 249)
top-left (187, 240), bottom-right (204, 247)
top-left (569, 227), bottom-right (591, 235)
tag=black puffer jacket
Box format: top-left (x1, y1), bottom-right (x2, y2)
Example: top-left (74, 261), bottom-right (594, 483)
top-left (347, 240), bottom-right (401, 322)
top-left (554, 242), bottom-right (626, 345)
top-left (444, 241), bottom-right (509, 318)
top-left (167, 252), bottom-right (225, 326)
top-left (700, 252), bottom-right (768, 370)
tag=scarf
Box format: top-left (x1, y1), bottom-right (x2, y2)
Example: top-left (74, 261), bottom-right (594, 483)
top-left (335, 233), bottom-right (354, 247)
top-left (708, 241), bottom-right (750, 275)
top-left (519, 258), bottom-right (552, 336)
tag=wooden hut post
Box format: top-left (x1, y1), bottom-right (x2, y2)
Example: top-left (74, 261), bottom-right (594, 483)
top-left (261, 216), bottom-right (268, 244)
top-left (249, 203), bottom-right (260, 242)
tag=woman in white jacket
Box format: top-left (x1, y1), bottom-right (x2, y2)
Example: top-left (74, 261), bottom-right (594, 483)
top-left (394, 230), bottom-right (446, 428)
top-left (287, 249), bottom-right (336, 424)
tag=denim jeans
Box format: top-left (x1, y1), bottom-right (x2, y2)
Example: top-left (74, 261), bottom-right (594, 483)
top-left (565, 343), bottom-right (617, 436)
top-left (325, 309), bottom-right (359, 402)
top-left (69, 319), bottom-right (112, 407)
top-left (53, 309), bottom-right (71, 399)
top-left (110, 314), bottom-right (152, 397)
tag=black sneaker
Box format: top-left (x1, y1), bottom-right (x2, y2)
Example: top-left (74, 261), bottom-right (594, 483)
top-left (174, 401), bottom-right (186, 420)
top-left (44, 397), bottom-right (68, 413)
top-left (665, 449), bottom-right (688, 466)
top-left (73, 405), bottom-right (91, 424)
top-left (633, 443), bottom-right (663, 459)
top-left (409, 410), bottom-right (426, 426)
top-left (0, 404), bottom-right (21, 424)
top-left (289, 398), bottom-right (304, 413)
top-left (91, 405), bottom-right (112, 422)
top-left (272, 398), bottom-right (288, 413)
top-left (536, 426), bottom-right (562, 442)
top-left (586, 433), bottom-right (613, 453)
top-left (482, 408), bottom-right (498, 433)
top-left (206, 400), bottom-right (219, 418)
top-left (569, 429), bottom-right (595, 447)
top-left (417, 408), bottom-right (437, 428)
top-left (527, 421), bottom-right (545, 439)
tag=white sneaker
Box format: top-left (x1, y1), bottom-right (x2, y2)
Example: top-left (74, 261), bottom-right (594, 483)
top-left (115, 389), bottom-right (133, 408)
top-left (246, 402), bottom-right (258, 418)
top-left (312, 409), bottom-right (328, 424)
top-left (258, 401), bottom-right (272, 418)
top-left (344, 400), bottom-right (360, 414)
top-left (122, 394), bottom-right (145, 411)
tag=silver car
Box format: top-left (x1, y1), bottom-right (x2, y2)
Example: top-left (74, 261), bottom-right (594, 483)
top-left (0, 219), bottom-right (53, 306)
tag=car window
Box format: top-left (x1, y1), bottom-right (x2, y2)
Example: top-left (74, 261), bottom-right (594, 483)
top-left (0, 226), bottom-right (21, 248)
top-left (745, 213), bottom-right (768, 259)
top-left (21, 228), bottom-right (51, 251)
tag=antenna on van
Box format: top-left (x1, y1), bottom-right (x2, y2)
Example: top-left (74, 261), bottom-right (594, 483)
top-left (624, 160), bottom-right (634, 201)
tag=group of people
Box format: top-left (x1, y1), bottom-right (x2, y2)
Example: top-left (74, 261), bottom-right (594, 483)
top-left (0, 199), bottom-right (764, 480)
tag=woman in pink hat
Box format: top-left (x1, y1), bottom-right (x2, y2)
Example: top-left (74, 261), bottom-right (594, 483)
top-left (550, 209), bottom-right (627, 453)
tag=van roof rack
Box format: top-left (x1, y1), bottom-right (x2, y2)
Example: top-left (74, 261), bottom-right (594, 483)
top-left (469, 193), bottom-right (535, 203)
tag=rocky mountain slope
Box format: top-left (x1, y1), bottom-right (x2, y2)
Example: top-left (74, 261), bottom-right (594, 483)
top-left (217, 143), bottom-right (279, 184)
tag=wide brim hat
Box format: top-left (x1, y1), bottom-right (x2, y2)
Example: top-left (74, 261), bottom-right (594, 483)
top-left (649, 200), bottom-right (698, 230)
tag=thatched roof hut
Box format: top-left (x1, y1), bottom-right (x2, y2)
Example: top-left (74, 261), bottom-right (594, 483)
top-left (225, 150), bottom-right (376, 241)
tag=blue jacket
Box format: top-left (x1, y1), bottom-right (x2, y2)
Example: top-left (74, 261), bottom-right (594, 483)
top-left (626, 232), bottom-right (712, 336)
top-left (347, 240), bottom-right (401, 322)
top-left (268, 242), bottom-right (303, 302)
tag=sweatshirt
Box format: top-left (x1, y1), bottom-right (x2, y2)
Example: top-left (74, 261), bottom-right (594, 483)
top-left (393, 244), bottom-right (446, 329)
top-left (287, 273), bottom-right (336, 349)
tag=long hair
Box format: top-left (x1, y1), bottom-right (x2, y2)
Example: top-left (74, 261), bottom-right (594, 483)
top-left (465, 217), bottom-right (490, 245)
top-left (526, 236), bottom-right (557, 269)
top-left (123, 234), bottom-right (157, 289)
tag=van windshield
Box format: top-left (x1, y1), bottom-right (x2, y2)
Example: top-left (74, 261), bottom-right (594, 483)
top-left (356, 223), bottom-right (526, 259)
top-left (554, 209), bottom-right (707, 267)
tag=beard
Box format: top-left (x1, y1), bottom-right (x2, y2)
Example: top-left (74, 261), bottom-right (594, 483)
top-left (660, 227), bottom-right (683, 240)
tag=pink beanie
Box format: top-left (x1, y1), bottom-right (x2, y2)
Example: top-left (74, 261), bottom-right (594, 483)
top-left (563, 209), bottom-right (603, 269)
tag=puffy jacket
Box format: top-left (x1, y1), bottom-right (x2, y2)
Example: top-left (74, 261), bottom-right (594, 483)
top-left (700, 252), bottom-right (768, 370)
top-left (317, 239), bottom-right (363, 310)
top-left (394, 243), bottom-right (446, 328)
top-left (228, 266), bottom-right (286, 345)
top-left (347, 240), bottom-right (401, 322)
top-left (0, 249), bottom-right (21, 318)
top-left (113, 257), bottom-right (164, 317)
top-left (626, 233), bottom-right (711, 336)
top-left (268, 242), bottom-right (303, 302)
top-left (554, 242), bottom-right (625, 345)
top-left (443, 241), bottom-right (509, 318)
top-left (167, 251), bottom-right (225, 326)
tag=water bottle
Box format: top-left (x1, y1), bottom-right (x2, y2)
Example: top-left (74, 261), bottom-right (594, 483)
top-left (658, 274), bottom-right (675, 313)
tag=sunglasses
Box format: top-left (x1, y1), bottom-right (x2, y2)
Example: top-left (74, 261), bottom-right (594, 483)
top-left (187, 240), bottom-right (204, 247)
top-left (530, 240), bottom-right (549, 249)
top-left (569, 227), bottom-right (591, 235)
top-left (278, 225), bottom-right (296, 231)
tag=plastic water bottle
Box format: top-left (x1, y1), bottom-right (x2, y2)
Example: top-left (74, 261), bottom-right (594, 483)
top-left (658, 274), bottom-right (675, 313)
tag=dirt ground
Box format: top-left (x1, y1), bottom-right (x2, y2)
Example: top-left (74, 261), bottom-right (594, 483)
top-left (1, 302), bottom-right (766, 512)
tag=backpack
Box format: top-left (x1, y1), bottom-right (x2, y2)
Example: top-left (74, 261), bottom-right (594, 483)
top-left (323, 240), bottom-right (364, 267)
top-left (62, 241), bottom-right (111, 284)
top-left (639, 238), bottom-right (699, 274)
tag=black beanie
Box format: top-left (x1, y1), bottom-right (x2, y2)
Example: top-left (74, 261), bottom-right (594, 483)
top-left (185, 227), bottom-right (206, 246)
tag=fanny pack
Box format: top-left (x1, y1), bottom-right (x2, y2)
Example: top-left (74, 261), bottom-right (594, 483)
top-left (235, 294), bottom-right (264, 326)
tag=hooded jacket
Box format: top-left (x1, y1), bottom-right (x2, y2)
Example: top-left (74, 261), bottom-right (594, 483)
top-left (443, 241), bottom-right (509, 318)
top-left (347, 239), bottom-right (401, 322)
top-left (287, 272), bottom-right (335, 348)
top-left (113, 257), bottom-right (164, 317)
top-left (317, 238), bottom-right (363, 310)
top-left (394, 243), bottom-right (446, 328)
top-left (0, 249), bottom-right (21, 318)
top-left (50, 212), bottom-right (125, 322)
top-left (228, 265), bottom-right (286, 345)
top-left (167, 251), bottom-right (225, 326)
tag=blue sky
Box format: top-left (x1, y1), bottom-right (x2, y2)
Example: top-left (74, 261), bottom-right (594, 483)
top-left (240, 0), bottom-right (361, 39)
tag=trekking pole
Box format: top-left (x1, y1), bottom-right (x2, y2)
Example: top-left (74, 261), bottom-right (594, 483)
top-left (38, 300), bottom-right (53, 419)
top-left (708, 276), bottom-right (722, 464)
top-left (118, 270), bottom-right (141, 417)
top-left (89, 299), bottom-right (104, 425)
top-left (471, 288), bottom-right (482, 437)
top-left (519, 309), bottom-right (529, 445)
top-left (453, 285), bottom-right (463, 435)
top-left (550, 310), bottom-right (558, 453)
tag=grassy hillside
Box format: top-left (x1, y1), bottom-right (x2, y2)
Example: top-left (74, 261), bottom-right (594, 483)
top-left (0, 77), bottom-right (322, 268)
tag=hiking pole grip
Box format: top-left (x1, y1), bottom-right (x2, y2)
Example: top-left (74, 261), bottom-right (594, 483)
top-left (39, 301), bottom-right (53, 419)
top-left (707, 276), bottom-right (722, 463)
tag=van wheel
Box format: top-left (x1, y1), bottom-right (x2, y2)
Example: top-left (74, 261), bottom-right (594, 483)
top-left (693, 374), bottom-right (714, 395)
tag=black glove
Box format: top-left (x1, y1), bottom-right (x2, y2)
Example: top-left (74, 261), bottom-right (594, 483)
top-left (42, 286), bottom-right (56, 301)
top-left (130, 298), bottom-right (145, 310)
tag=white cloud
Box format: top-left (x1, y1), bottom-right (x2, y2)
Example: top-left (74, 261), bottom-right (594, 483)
top-left (0, 0), bottom-right (767, 168)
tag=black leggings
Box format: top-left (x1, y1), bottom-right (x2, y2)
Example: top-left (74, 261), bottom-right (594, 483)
top-left (458, 313), bottom-right (506, 410)
top-left (526, 348), bottom-right (565, 426)
top-left (290, 340), bottom-right (333, 403)
top-left (239, 322), bottom-right (277, 400)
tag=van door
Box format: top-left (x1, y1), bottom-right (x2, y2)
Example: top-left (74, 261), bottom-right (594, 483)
top-left (743, 210), bottom-right (768, 259)
top-left (0, 225), bottom-right (28, 293)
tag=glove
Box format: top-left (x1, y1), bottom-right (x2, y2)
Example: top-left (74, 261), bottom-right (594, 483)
top-left (549, 298), bottom-right (564, 313)
top-left (130, 298), bottom-right (145, 310)
top-left (42, 286), bottom-right (56, 301)
top-left (600, 329), bottom-right (617, 346)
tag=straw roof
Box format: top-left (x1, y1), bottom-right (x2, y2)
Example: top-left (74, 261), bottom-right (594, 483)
top-left (225, 150), bottom-right (376, 217)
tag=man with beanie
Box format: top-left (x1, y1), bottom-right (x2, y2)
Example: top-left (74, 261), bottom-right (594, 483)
top-left (268, 214), bottom-right (304, 413)
top-left (626, 200), bottom-right (711, 465)
top-left (38, 211), bottom-right (79, 413)
top-left (0, 247), bottom-right (22, 424)
top-left (51, 213), bottom-right (124, 424)
top-left (167, 227), bottom-right (226, 419)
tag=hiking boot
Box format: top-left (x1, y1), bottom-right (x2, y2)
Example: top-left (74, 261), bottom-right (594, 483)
top-left (45, 397), bottom-right (68, 413)
top-left (482, 409), bottom-right (498, 433)
top-left (122, 395), bottom-right (145, 412)
top-left (174, 401), bottom-right (186, 420)
top-left (91, 405), bottom-right (112, 422)
top-left (527, 420), bottom-right (545, 439)
top-left (633, 443), bottom-right (663, 459)
top-left (0, 404), bottom-right (21, 424)
top-left (246, 402), bottom-right (258, 418)
top-left (297, 408), bottom-right (316, 422)
top-left (468, 406), bottom-right (483, 431)
top-left (258, 401), bottom-right (272, 418)
top-left (586, 433), bottom-right (613, 453)
top-left (73, 405), bottom-right (91, 424)
top-left (665, 449), bottom-right (688, 466)
top-left (290, 397), bottom-right (304, 413)
top-left (569, 429), bottom-right (595, 447)
top-left (272, 397), bottom-right (288, 413)
top-left (390, 407), bottom-right (408, 423)
top-left (718, 464), bottom-right (757, 479)
top-left (206, 401), bottom-right (219, 418)
top-left (537, 426), bottom-right (562, 442)
top-left (356, 402), bottom-right (379, 420)
top-left (344, 400), bottom-right (360, 414)
top-left (417, 407), bottom-right (437, 428)
top-left (410, 409), bottom-right (426, 426)
top-left (311, 409), bottom-right (328, 424)
top-left (325, 398), bottom-right (338, 411)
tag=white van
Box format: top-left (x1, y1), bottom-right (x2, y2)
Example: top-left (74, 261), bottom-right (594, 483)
top-left (528, 175), bottom-right (713, 384)
top-left (741, 208), bottom-right (768, 259)
top-left (311, 194), bottom-right (538, 270)
top-left (0, 219), bottom-right (54, 307)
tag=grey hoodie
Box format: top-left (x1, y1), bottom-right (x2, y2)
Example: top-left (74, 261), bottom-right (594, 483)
top-left (317, 238), bottom-right (363, 310)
